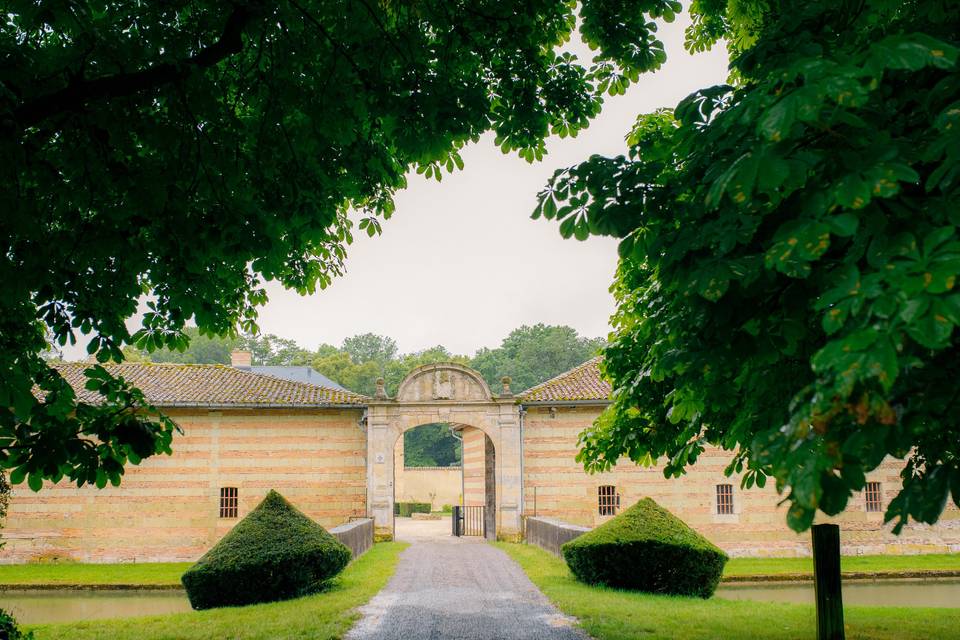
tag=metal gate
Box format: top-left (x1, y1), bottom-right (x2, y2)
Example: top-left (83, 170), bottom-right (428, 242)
top-left (451, 505), bottom-right (486, 537)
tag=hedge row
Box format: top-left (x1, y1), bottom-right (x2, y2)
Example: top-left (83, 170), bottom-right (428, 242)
top-left (394, 502), bottom-right (431, 517)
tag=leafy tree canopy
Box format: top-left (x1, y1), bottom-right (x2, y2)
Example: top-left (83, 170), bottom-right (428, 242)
top-left (472, 324), bottom-right (606, 393)
top-left (537, 0), bottom-right (960, 532)
top-left (342, 333), bottom-right (398, 367)
top-left (3, 0), bottom-right (675, 490)
top-left (403, 424), bottom-right (462, 468)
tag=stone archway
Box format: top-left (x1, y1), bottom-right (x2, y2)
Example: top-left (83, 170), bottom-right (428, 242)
top-left (365, 363), bottom-right (521, 540)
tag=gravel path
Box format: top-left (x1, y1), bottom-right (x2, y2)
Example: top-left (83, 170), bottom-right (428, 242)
top-left (346, 537), bottom-right (586, 640)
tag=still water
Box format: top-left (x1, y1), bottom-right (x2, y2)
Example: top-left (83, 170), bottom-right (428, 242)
top-left (716, 578), bottom-right (960, 608)
top-left (1, 589), bottom-right (193, 624)
top-left (3, 579), bottom-right (959, 625)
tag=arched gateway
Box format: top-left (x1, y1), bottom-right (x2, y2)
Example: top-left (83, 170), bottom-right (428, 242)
top-left (366, 363), bottom-right (522, 540)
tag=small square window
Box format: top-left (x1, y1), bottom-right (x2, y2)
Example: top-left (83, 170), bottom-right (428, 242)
top-left (598, 485), bottom-right (619, 516)
top-left (865, 482), bottom-right (883, 512)
top-left (220, 487), bottom-right (238, 518)
top-left (716, 484), bottom-right (734, 515)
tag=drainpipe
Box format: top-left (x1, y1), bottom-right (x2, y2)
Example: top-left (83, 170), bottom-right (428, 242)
top-left (518, 405), bottom-right (526, 522)
top-left (449, 424), bottom-right (464, 507)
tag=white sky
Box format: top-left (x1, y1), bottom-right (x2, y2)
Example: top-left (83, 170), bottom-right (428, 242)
top-left (63, 15), bottom-right (728, 360)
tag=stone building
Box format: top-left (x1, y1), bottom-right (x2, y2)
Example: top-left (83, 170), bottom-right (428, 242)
top-left (2, 356), bottom-right (957, 562)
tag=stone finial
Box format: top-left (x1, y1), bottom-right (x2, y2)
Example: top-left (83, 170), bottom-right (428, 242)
top-left (500, 376), bottom-right (513, 398)
top-left (374, 377), bottom-right (387, 399)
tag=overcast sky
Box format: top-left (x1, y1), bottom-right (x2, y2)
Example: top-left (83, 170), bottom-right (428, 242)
top-left (63, 15), bottom-right (728, 360)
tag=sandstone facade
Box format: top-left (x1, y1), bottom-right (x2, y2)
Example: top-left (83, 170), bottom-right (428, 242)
top-left (4, 408), bottom-right (366, 562)
top-left (2, 359), bottom-right (958, 562)
top-left (522, 404), bottom-right (960, 557)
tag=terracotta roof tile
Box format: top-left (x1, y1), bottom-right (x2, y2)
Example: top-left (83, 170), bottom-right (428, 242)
top-left (519, 357), bottom-right (611, 403)
top-left (54, 362), bottom-right (367, 407)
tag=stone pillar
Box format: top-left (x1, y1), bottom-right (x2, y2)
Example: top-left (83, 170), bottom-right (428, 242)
top-left (494, 400), bottom-right (523, 540)
top-left (366, 403), bottom-right (398, 539)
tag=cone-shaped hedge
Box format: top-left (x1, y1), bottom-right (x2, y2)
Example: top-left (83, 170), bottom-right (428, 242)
top-left (561, 497), bottom-right (728, 598)
top-left (181, 490), bottom-right (351, 609)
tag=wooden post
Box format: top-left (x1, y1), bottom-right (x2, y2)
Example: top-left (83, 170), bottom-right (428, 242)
top-left (812, 523), bottom-right (845, 640)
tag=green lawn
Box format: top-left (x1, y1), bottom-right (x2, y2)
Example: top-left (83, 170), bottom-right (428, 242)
top-left (0, 562), bottom-right (190, 587)
top-left (495, 542), bottom-right (960, 640)
top-left (725, 553), bottom-right (960, 579)
top-left (27, 542), bottom-right (407, 640)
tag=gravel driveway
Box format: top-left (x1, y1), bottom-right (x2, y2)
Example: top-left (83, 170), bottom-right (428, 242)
top-left (346, 537), bottom-right (586, 640)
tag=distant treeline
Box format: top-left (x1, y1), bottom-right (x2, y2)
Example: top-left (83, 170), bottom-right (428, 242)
top-left (128, 323), bottom-right (604, 398)
top-left (127, 324), bottom-right (603, 468)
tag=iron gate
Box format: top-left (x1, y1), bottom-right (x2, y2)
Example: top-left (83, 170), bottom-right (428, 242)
top-left (451, 505), bottom-right (486, 537)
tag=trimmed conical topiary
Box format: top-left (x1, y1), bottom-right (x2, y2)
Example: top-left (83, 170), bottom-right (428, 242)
top-left (181, 490), bottom-right (351, 609)
top-left (561, 497), bottom-right (728, 598)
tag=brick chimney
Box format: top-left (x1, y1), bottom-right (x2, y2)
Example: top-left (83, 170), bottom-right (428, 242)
top-left (230, 350), bottom-right (252, 368)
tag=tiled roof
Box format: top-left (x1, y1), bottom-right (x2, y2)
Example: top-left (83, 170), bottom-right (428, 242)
top-left (54, 362), bottom-right (367, 407)
top-left (519, 357), bottom-right (611, 403)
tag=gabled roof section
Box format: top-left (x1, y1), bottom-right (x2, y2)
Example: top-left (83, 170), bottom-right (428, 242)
top-left (244, 365), bottom-right (347, 391)
top-left (54, 362), bottom-right (367, 408)
top-left (519, 357), bottom-right (611, 403)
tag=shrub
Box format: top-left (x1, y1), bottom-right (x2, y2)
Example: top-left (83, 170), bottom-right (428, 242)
top-left (0, 609), bottom-right (35, 640)
top-left (561, 497), bottom-right (728, 598)
top-left (181, 490), bottom-right (351, 609)
top-left (395, 502), bottom-right (431, 517)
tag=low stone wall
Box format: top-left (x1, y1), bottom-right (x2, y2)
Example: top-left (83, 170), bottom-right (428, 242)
top-left (525, 517), bottom-right (591, 556)
top-left (330, 518), bottom-right (374, 558)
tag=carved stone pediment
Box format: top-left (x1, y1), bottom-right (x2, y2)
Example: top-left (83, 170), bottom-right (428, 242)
top-left (395, 363), bottom-right (492, 402)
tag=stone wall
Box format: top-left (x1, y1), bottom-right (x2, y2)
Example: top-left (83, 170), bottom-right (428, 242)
top-left (522, 404), bottom-right (960, 557)
top-left (394, 467), bottom-right (462, 508)
top-left (462, 426), bottom-right (487, 508)
top-left (392, 435), bottom-right (461, 508)
top-left (330, 518), bottom-right (374, 558)
top-left (2, 407), bottom-right (367, 563)
top-left (525, 516), bottom-right (589, 556)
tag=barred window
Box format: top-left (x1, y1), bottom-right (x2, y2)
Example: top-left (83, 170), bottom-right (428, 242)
top-left (598, 485), bottom-right (619, 516)
top-left (716, 484), bottom-right (734, 515)
top-left (220, 487), bottom-right (238, 518)
top-left (865, 482), bottom-right (883, 513)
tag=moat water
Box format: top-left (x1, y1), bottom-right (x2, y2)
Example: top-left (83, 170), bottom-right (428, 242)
top-left (2, 579), bottom-right (959, 625)
top-left (716, 578), bottom-right (960, 608)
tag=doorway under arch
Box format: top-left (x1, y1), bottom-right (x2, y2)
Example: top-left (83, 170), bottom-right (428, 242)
top-left (391, 422), bottom-right (497, 541)
top-left (365, 362), bottom-right (521, 541)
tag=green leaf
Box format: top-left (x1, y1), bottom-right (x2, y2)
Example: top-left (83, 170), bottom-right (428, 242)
top-left (834, 174), bottom-right (871, 209)
top-left (827, 213), bottom-right (859, 237)
top-left (758, 98), bottom-right (794, 142)
top-left (9, 466), bottom-right (27, 485)
top-left (786, 501), bottom-right (816, 532)
top-left (906, 312), bottom-right (954, 349)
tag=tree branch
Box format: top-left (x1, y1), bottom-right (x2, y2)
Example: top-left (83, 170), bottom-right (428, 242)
top-left (14, 4), bottom-right (257, 129)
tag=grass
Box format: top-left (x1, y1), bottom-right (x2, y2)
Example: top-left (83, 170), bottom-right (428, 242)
top-left (495, 542), bottom-right (960, 640)
top-left (26, 542), bottom-right (408, 640)
top-left (0, 562), bottom-right (190, 587)
top-left (4, 550), bottom-right (954, 587)
top-left (724, 553), bottom-right (960, 578)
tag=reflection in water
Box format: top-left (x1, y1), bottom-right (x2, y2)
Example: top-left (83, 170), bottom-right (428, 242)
top-left (716, 579), bottom-right (960, 608)
top-left (0, 589), bottom-right (193, 624)
top-left (2, 579), bottom-right (959, 626)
